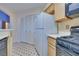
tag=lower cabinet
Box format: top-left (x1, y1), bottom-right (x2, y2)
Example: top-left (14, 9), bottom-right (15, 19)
top-left (48, 37), bottom-right (56, 56)
top-left (0, 37), bottom-right (7, 56)
top-left (7, 32), bottom-right (12, 56)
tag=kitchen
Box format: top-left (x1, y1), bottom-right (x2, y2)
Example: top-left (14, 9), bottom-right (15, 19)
top-left (0, 3), bottom-right (79, 56)
top-left (48, 3), bottom-right (79, 56)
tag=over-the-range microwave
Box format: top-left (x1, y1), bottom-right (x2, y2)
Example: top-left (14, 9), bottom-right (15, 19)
top-left (65, 3), bottom-right (79, 18)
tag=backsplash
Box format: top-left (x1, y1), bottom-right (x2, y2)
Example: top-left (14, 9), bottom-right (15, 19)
top-left (57, 17), bottom-right (79, 32)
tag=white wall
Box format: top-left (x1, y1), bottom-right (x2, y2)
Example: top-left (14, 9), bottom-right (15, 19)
top-left (58, 17), bottom-right (79, 31)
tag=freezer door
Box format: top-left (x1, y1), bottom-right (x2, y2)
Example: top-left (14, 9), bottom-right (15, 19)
top-left (43, 13), bottom-right (57, 33)
top-left (34, 12), bottom-right (57, 33)
top-left (34, 13), bottom-right (44, 28)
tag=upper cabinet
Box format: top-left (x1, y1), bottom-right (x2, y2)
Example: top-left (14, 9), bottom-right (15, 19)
top-left (0, 10), bottom-right (10, 29)
top-left (43, 4), bottom-right (54, 15)
top-left (0, 10), bottom-right (10, 22)
top-left (66, 3), bottom-right (79, 18)
top-left (44, 3), bottom-right (79, 22)
top-left (55, 3), bottom-right (72, 22)
top-left (43, 3), bottom-right (71, 22)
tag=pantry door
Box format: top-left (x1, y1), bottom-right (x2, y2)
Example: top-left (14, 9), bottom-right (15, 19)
top-left (20, 16), bottom-right (35, 44)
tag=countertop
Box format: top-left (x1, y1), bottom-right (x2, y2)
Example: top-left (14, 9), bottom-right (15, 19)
top-left (0, 29), bottom-right (14, 31)
top-left (0, 32), bottom-right (9, 40)
top-left (48, 31), bottom-right (71, 39)
top-left (0, 29), bottom-right (14, 40)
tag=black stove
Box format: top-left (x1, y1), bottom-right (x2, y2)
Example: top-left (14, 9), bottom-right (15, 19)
top-left (57, 26), bottom-right (79, 56)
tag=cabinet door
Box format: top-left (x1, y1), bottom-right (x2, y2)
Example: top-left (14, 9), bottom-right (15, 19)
top-left (48, 43), bottom-right (56, 56)
top-left (48, 37), bottom-right (56, 47)
top-left (24, 16), bottom-right (35, 44)
top-left (46, 4), bottom-right (54, 14)
top-left (55, 3), bottom-right (65, 21)
top-left (19, 16), bottom-right (35, 44)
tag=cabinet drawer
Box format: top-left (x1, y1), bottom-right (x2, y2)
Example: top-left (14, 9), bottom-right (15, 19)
top-left (48, 43), bottom-right (56, 56)
top-left (48, 37), bottom-right (56, 46)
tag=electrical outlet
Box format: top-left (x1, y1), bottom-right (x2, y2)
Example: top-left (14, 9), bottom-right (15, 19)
top-left (66, 25), bottom-right (70, 29)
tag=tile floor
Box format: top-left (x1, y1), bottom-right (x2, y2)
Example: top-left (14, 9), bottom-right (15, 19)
top-left (12, 42), bottom-right (38, 56)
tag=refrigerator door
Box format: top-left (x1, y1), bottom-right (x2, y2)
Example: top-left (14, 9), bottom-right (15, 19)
top-left (34, 13), bottom-right (44, 28)
top-left (34, 29), bottom-right (43, 55)
top-left (43, 12), bottom-right (57, 34)
top-left (42, 29), bottom-right (48, 56)
top-left (34, 29), bottom-right (49, 56)
top-left (34, 12), bottom-right (57, 56)
top-left (35, 12), bottom-right (57, 33)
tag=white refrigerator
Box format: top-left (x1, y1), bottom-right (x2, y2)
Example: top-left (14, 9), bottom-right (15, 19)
top-left (34, 12), bottom-right (57, 56)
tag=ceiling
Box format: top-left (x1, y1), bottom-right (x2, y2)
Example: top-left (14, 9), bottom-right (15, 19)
top-left (0, 3), bottom-right (47, 14)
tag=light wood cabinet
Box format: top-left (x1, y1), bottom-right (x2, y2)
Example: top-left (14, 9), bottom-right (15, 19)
top-left (7, 32), bottom-right (12, 56)
top-left (55, 3), bottom-right (70, 22)
top-left (48, 37), bottom-right (56, 56)
top-left (44, 4), bottom-right (54, 15)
